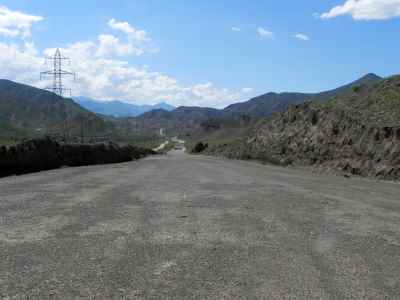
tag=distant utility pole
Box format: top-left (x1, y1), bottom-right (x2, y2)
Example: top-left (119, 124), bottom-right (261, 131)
top-left (40, 48), bottom-right (77, 142)
top-left (40, 48), bottom-right (76, 97)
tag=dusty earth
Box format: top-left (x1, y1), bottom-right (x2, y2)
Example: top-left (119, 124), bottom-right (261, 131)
top-left (1, 150), bottom-right (400, 299)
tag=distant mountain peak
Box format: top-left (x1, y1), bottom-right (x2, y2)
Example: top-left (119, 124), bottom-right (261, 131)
top-left (358, 73), bottom-right (382, 82)
top-left (73, 96), bottom-right (175, 117)
top-left (363, 72), bottom-right (381, 79)
top-left (222, 73), bottom-right (383, 118)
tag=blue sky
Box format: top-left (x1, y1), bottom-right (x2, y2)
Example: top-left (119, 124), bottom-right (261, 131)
top-left (0, 0), bottom-right (399, 107)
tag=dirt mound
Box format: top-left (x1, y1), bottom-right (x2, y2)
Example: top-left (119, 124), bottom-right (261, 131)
top-left (0, 138), bottom-right (156, 177)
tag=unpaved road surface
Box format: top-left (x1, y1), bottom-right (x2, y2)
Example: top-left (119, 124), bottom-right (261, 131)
top-left (1, 150), bottom-right (400, 299)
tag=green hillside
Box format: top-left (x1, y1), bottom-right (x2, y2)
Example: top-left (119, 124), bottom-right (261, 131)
top-left (0, 79), bottom-right (107, 143)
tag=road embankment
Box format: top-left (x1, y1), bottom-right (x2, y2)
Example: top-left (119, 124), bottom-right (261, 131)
top-left (0, 138), bottom-right (156, 177)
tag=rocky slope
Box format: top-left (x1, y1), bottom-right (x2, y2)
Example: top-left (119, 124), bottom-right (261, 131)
top-left (200, 75), bottom-right (400, 180)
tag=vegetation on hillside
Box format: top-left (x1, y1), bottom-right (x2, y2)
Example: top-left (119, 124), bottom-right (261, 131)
top-left (0, 79), bottom-right (108, 142)
top-left (0, 80), bottom-right (171, 147)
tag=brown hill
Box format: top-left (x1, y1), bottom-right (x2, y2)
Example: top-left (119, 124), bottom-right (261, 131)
top-left (196, 75), bottom-right (400, 180)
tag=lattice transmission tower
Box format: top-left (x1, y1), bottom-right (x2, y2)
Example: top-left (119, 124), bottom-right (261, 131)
top-left (40, 48), bottom-right (76, 97)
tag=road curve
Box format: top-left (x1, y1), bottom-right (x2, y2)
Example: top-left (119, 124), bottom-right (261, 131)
top-left (1, 150), bottom-right (400, 299)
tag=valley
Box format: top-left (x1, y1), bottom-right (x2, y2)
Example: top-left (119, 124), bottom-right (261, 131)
top-left (1, 72), bottom-right (399, 181)
top-left (1, 2), bottom-right (399, 299)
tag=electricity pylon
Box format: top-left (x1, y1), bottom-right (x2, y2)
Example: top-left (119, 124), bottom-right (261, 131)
top-left (40, 48), bottom-right (77, 142)
top-left (40, 48), bottom-right (76, 97)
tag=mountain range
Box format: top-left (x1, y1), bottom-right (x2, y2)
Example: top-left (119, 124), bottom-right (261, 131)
top-left (73, 97), bottom-right (175, 117)
top-left (0, 73), bottom-right (384, 142)
top-left (131, 73), bottom-right (382, 135)
top-left (223, 73), bottom-right (382, 118)
top-left (1, 72), bottom-right (399, 180)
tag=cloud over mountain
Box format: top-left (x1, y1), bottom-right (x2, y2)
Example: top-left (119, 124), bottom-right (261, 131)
top-left (0, 6), bottom-right (248, 108)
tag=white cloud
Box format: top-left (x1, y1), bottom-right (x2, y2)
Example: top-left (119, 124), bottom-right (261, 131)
top-left (0, 42), bottom-right (43, 84)
top-left (0, 18), bottom-right (247, 108)
top-left (0, 8), bottom-right (248, 108)
top-left (241, 88), bottom-right (253, 93)
top-left (96, 34), bottom-right (143, 57)
top-left (96, 19), bottom-right (156, 57)
top-left (321, 0), bottom-right (400, 20)
top-left (312, 12), bottom-right (321, 19)
top-left (108, 19), bottom-right (150, 42)
top-left (47, 41), bottom-right (245, 107)
top-left (231, 26), bottom-right (241, 32)
top-left (0, 6), bottom-right (43, 38)
top-left (257, 27), bottom-right (273, 39)
top-left (293, 33), bottom-right (310, 41)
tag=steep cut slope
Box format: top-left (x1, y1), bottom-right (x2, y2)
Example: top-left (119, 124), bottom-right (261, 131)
top-left (202, 75), bottom-right (400, 180)
top-left (0, 80), bottom-right (107, 138)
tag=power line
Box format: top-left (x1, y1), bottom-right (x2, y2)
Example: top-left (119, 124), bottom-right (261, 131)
top-left (40, 48), bottom-right (76, 97)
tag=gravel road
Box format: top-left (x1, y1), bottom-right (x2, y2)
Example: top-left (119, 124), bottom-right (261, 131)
top-left (1, 150), bottom-right (400, 299)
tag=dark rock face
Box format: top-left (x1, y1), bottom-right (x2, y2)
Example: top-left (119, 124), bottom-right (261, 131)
top-left (0, 138), bottom-right (156, 177)
top-left (247, 104), bottom-right (400, 180)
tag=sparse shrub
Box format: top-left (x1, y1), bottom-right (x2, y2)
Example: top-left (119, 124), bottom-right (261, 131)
top-left (352, 85), bottom-right (362, 93)
top-left (192, 142), bottom-right (208, 153)
top-left (311, 111), bottom-right (318, 125)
